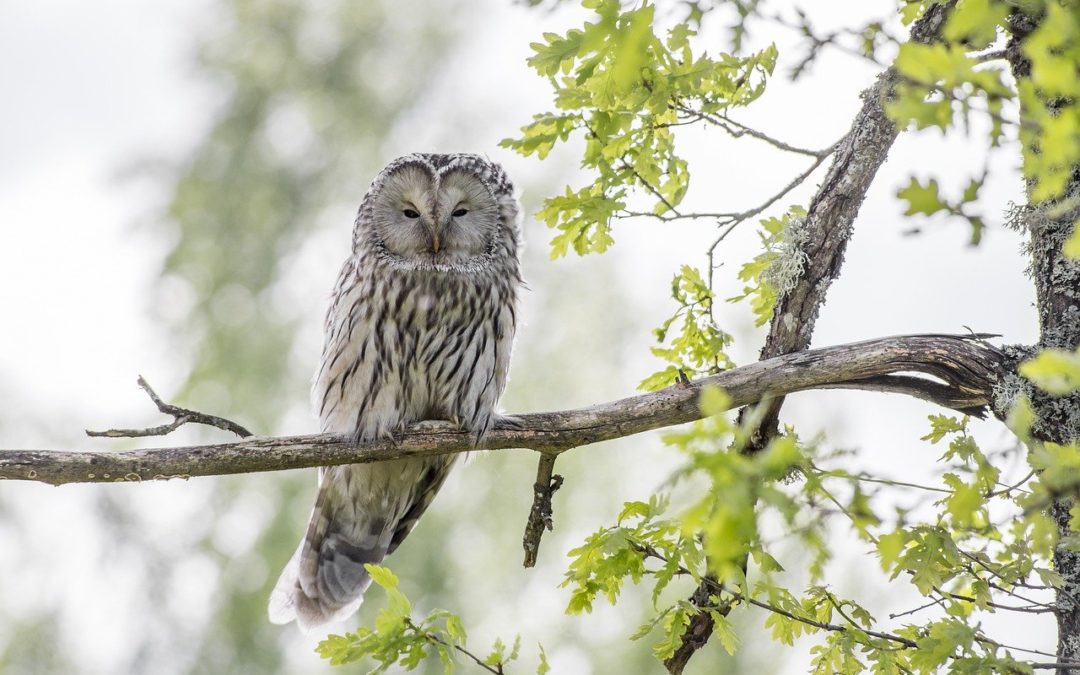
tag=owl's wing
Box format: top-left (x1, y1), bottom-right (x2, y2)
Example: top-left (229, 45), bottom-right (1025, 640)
top-left (386, 455), bottom-right (457, 556)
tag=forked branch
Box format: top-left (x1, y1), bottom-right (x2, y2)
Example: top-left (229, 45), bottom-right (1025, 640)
top-left (86, 375), bottom-right (253, 439)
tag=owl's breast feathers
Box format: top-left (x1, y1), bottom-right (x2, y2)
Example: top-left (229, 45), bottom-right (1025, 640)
top-left (314, 256), bottom-right (518, 442)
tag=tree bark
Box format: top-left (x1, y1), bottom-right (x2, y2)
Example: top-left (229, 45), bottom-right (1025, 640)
top-left (0, 334), bottom-right (1003, 486)
top-left (1007, 11), bottom-right (1080, 669)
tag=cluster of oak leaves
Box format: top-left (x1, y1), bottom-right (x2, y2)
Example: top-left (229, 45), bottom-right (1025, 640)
top-left (316, 0), bottom-right (1080, 672)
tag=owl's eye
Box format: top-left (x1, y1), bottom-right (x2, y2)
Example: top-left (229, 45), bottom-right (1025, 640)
top-left (452, 208), bottom-right (468, 218)
top-left (402, 209), bottom-right (420, 219)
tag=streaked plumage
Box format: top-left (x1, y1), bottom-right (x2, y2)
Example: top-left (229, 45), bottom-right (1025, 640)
top-left (269, 153), bottom-right (522, 630)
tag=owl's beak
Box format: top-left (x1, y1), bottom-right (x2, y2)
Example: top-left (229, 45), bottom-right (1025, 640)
top-left (426, 219), bottom-right (442, 254)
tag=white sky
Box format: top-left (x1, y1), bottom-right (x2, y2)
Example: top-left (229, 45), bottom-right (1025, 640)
top-left (0, 0), bottom-right (1051, 672)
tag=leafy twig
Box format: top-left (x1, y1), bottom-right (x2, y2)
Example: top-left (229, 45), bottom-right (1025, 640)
top-left (404, 619), bottom-right (507, 675)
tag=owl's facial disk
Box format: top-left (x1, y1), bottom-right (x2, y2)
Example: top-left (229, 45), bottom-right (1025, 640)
top-left (373, 165), bottom-right (498, 267)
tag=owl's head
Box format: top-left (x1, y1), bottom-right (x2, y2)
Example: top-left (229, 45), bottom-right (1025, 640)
top-left (355, 153), bottom-right (520, 272)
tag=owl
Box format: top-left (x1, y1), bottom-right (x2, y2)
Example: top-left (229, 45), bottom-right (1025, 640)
top-left (268, 153), bottom-right (522, 631)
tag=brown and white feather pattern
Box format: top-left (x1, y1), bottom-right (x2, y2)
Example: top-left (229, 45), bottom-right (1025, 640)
top-left (269, 153), bottom-right (521, 630)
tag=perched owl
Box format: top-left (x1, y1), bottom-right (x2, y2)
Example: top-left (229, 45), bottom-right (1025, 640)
top-left (269, 153), bottom-right (522, 631)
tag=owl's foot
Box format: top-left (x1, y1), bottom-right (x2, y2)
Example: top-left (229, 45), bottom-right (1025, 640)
top-left (378, 428), bottom-right (399, 448)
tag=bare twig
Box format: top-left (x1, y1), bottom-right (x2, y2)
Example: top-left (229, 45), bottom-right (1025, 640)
top-left (939, 589), bottom-right (1055, 614)
top-left (704, 146), bottom-right (835, 255)
top-left (888, 596), bottom-right (949, 620)
top-left (616, 210), bottom-right (735, 223)
top-left (522, 453), bottom-right (563, 567)
top-left (765, 9), bottom-right (897, 76)
top-left (675, 104), bottom-right (835, 158)
top-left (971, 48), bottom-right (1008, 63)
top-left (85, 376), bottom-right (252, 439)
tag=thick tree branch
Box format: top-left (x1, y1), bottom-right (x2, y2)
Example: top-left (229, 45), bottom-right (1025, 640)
top-left (0, 334), bottom-right (1003, 486)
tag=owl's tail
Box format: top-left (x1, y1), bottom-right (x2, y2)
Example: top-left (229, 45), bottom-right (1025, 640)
top-left (268, 469), bottom-right (392, 632)
top-left (268, 459), bottom-right (455, 632)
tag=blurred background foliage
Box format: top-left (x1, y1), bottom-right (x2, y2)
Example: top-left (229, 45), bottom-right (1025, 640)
top-left (0, 0), bottom-right (769, 672)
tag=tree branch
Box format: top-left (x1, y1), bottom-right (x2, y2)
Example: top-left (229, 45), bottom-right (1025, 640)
top-left (1007, 10), bottom-right (1080, 670)
top-left (522, 453), bottom-right (563, 568)
top-left (0, 334), bottom-right (1004, 486)
top-left (86, 375), bottom-right (253, 439)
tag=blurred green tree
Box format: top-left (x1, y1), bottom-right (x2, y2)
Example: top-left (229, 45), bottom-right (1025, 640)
top-left (143, 1), bottom-right (456, 672)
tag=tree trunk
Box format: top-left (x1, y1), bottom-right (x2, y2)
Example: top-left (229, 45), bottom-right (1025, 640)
top-left (1007, 10), bottom-right (1080, 669)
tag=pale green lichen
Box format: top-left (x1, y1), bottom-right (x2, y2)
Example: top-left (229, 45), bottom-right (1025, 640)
top-left (991, 371), bottom-right (1029, 420)
top-left (1044, 305), bottom-right (1080, 349)
top-left (997, 344), bottom-right (1080, 441)
top-left (761, 215), bottom-right (810, 303)
top-left (1003, 189), bottom-right (1080, 289)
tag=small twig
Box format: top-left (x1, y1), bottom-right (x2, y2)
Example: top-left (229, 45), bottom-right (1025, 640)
top-left (522, 452), bottom-right (563, 568)
top-left (971, 48), bottom-right (1008, 63)
top-left (617, 210), bottom-right (735, 222)
top-left (621, 160), bottom-right (680, 216)
top-left (888, 596), bottom-right (950, 620)
top-left (675, 104), bottom-right (834, 158)
top-left (720, 147), bottom-right (835, 227)
top-left (938, 588), bottom-right (1055, 614)
top-left (86, 376), bottom-right (253, 439)
top-left (701, 145), bottom-right (836, 267)
top-left (764, 9), bottom-right (896, 75)
top-left (986, 469), bottom-right (1036, 498)
top-left (812, 467), bottom-right (952, 495)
